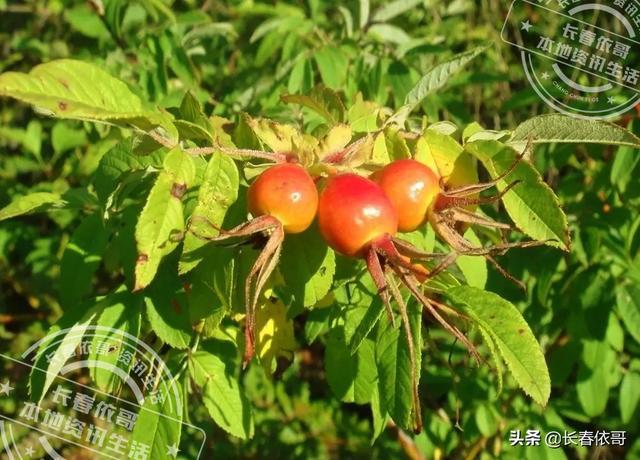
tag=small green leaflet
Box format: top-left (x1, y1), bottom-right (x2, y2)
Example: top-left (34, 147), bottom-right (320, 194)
top-left (510, 114), bottom-right (640, 148)
top-left (0, 192), bottom-right (67, 221)
top-left (88, 289), bottom-right (142, 393)
top-left (281, 85), bottom-right (346, 126)
top-left (189, 341), bottom-right (254, 439)
top-left (134, 148), bottom-right (195, 290)
top-left (29, 299), bottom-right (102, 402)
top-left (576, 339), bottom-right (616, 417)
top-left (325, 327), bottom-right (377, 404)
top-left (59, 213), bottom-right (109, 310)
top-left (375, 302), bottom-right (421, 430)
top-left (180, 153), bottom-right (239, 273)
top-left (616, 283), bottom-right (640, 345)
top-left (130, 353), bottom-right (185, 460)
top-left (145, 267), bottom-right (193, 349)
top-left (280, 228), bottom-right (336, 308)
top-left (447, 286), bottom-right (550, 406)
top-left (371, 0), bottom-right (423, 22)
top-left (0, 59), bottom-right (177, 139)
top-left (388, 44), bottom-right (490, 124)
top-left (620, 371), bottom-right (640, 424)
top-left (466, 140), bottom-right (570, 251)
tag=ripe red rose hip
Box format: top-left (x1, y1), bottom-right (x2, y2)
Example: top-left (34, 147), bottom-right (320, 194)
top-left (248, 163), bottom-right (318, 234)
top-left (318, 174), bottom-right (398, 257)
top-left (373, 159), bottom-right (440, 233)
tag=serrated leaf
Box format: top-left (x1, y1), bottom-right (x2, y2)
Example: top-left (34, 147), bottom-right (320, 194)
top-left (477, 325), bottom-right (504, 395)
top-left (349, 298), bottom-right (385, 354)
top-left (281, 86), bottom-right (346, 125)
top-left (375, 302), bottom-right (421, 429)
top-left (255, 298), bottom-right (297, 373)
top-left (510, 115), bottom-right (640, 148)
top-left (280, 229), bottom-right (336, 308)
top-left (130, 354), bottom-right (184, 460)
top-left (466, 140), bottom-right (570, 251)
top-left (616, 283), bottom-right (640, 345)
top-left (59, 213), bottom-right (109, 310)
top-left (135, 148), bottom-right (195, 290)
top-left (0, 59), bottom-right (176, 138)
top-left (389, 44), bottom-right (489, 123)
top-left (180, 153), bottom-right (239, 273)
top-left (189, 342), bottom-right (254, 439)
top-left (447, 286), bottom-right (550, 406)
top-left (0, 192), bottom-right (67, 221)
top-left (92, 138), bottom-right (166, 203)
top-left (88, 289), bottom-right (142, 393)
top-left (371, 0), bottom-right (422, 22)
top-left (326, 327), bottom-right (377, 404)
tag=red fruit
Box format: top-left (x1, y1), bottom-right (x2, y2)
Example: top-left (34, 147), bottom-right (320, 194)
top-left (318, 174), bottom-right (398, 257)
top-left (373, 159), bottom-right (440, 233)
top-left (248, 163), bottom-right (318, 234)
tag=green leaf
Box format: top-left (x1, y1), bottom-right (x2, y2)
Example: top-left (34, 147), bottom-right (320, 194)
top-left (51, 122), bottom-right (87, 154)
top-left (0, 59), bottom-right (176, 138)
top-left (88, 289), bottom-right (142, 393)
top-left (189, 341), bottom-right (254, 439)
top-left (447, 286), bottom-right (550, 406)
top-left (367, 24), bottom-right (411, 44)
top-left (349, 298), bottom-right (385, 354)
top-left (314, 46), bottom-right (349, 90)
top-left (371, 0), bottom-right (422, 22)
top-left (59, 214), bottom-right (109, 309)
top-left (620, 371), bottom-right (640, 424)
top-left (326, 327), bottom-right (377, 404)
top-left (29, 301), bottom-right (100, 403)
top-left (576, 340), bottom-right (616, 417)
top-left (145, 268), bottom-right (193, 349)
top-left (510, 115), bottom-right (640, 148)
top-left (456, 228), bottom-right (488, 288)
top-left (375, 302), bottom-right (421, 429)
top-left (92, 138), bottom-right (166, 204)
top-left (281, 85), bottom-right (346, 125)
top-left (180, 153), bottom-right (239, 274)
top-left (359, 0), bottom-right (370, 29)
top-left (616, 283), bottom-right (640, 345)
top-left (0, 192), bottom-right (67, 221)
top-left (280, 228), bottom-right (336, 308)
top-left (414, 129), bottom-right (464, 177)
top-left (130, 354), bottom-right (184, 460)
top-left (134, 148), bottom-right (195, 290)
top-left (390, 44), bottom-right (489, 123)
top-left (188, 248), bottom-right (235, 326)
top-left (466, 140), bottom-right (570, 251)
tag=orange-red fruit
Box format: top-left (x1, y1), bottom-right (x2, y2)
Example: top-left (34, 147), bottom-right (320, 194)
top-left (318, 174), bottom-right (398, 257)
top-left (248, 163), bottom-right (318, 234)
top-left (373, 159), bottom-right (440, 233)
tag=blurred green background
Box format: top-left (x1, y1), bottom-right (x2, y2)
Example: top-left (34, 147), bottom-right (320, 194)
top-left (1, 1), bottom-right (639, 458)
